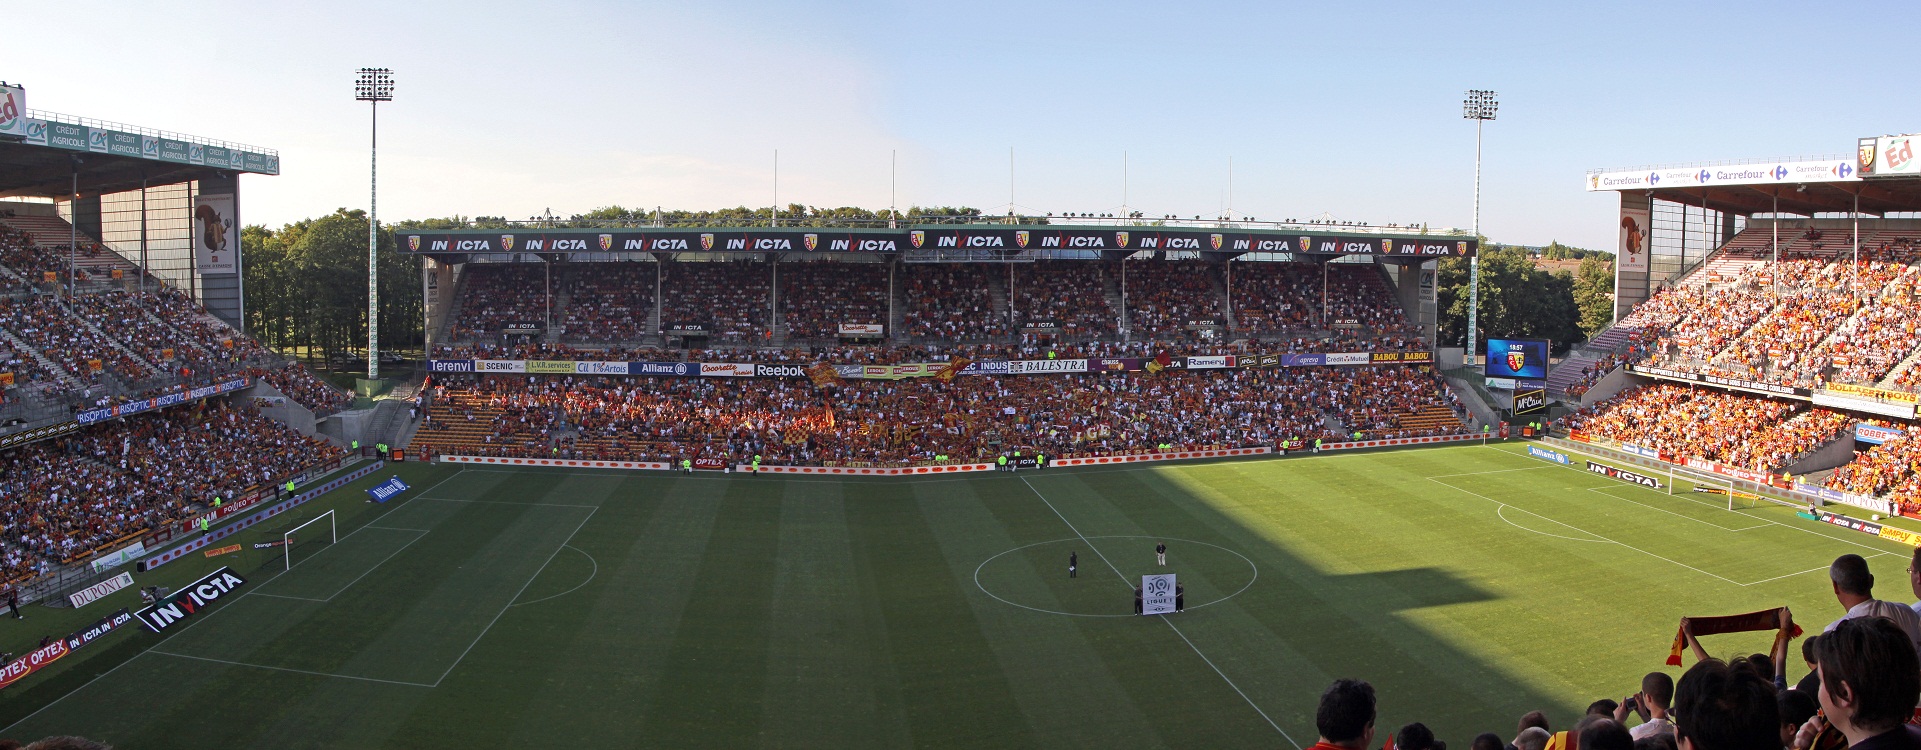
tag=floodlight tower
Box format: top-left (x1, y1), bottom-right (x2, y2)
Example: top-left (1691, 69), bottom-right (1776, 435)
top-left (1463, 89), bottom-right (1497, 365)
top-left (355, 67), bottom-right (394, 381)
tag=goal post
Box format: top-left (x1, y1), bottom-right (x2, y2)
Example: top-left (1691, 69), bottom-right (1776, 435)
top-left (284, 510), bottom-right (336, 571)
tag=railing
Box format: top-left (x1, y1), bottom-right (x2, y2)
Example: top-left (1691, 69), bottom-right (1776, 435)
top-left (24, 109), bottom-right (277, 156)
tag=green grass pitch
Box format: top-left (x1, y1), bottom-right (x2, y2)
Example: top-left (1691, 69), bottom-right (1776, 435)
top-left (0, 441), bottom-right (1914, 748)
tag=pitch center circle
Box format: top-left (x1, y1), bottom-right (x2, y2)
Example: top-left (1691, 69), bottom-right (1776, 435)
top-left (973, 535), bottom-right (1258, 618)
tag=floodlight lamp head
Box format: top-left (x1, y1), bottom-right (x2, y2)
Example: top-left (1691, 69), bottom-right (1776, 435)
top-left (354, 67), bottom-right (395, 102)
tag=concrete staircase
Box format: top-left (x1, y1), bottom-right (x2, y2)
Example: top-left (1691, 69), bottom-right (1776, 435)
top-left (985, 265), bottom-right (1012, 329)
top-left (1207, 264), bottom-right (1232, 324)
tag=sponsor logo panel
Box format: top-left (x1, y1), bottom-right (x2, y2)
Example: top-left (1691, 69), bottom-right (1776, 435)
top-left (1586, 461), bottom-right (1662, 489)
top-left (134, 567), bottom-right (248, 633)
top-left (66, 572), bottom-right (135, 609)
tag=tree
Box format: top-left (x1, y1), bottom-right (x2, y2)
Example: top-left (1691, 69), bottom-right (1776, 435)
top-left (244, 209), bottom-right (422, 370)
top-left (1437, 245), bottom-right (1584, 354)
top-left (1572, 254), bottom-right (1616, 336)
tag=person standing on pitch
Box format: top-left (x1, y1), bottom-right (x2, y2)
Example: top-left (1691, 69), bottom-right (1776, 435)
top-left (1156, 541), bottom-right (1167, 567)
top-left (1069, 551), bottom-right (1077, 578)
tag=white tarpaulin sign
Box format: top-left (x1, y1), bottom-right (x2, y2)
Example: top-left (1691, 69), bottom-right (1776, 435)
top-left (0, 85), bottom-right (24, 139)
top-left (1141, 573), bottom-right (1176, 616)
top-left (193, 193), bottom-right (239, 274)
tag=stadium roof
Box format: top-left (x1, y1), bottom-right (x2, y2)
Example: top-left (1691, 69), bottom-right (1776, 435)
top-left (0, 109), bottom-right (279, 199)
top-left (1585, 151), bottom-right (1921, 216)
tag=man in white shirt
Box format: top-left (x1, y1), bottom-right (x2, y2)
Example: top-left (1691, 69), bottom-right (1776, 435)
top-left (1611, 671), bottom-right (1675, 741)
top-left (1823, 553), bottom-right (1921, 658)
top-left (1908, 545), bottom-right (1921, 619)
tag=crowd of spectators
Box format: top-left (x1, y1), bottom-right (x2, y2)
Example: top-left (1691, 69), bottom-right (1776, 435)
top-left (1012, 263), bottom-right (1115, 338)
top-left (255, 362), bottom-right (352, 416)
top-left (900, 264), bottom-right (1008, 341)
top-left (1561, 385), bottom-right (1850, 471)
top-left (0, 399), bottom-right (344, 584)
top-left (1120, 261), bottom-right (1223, 337)
top-left (0, 296), bottom-right (153, 385)
top-left (1563, 352), bottom-right (1624, 401)
top-left (1228, 261), bottom-right (1317, 334)
top-left (450, 264), bottom-right (549, 341)
top-left (660, 261), bottom-right (771, 342)
top-left (1826, 424), bottom-right (1919, 498)
top-left (560, 263), bottom-right (656, 344)
top-left (416, 364), bottom-right (1463, 466)
top-left (778, 261), bottom-right (889, 340)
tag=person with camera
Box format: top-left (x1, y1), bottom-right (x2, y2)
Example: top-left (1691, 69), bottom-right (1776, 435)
top-left (1610, 672), bottom-right (1675, 741)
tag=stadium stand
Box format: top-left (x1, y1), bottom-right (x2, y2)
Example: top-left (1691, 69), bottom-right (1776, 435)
top-left (0, 400), bottom-right (345, 584)
top-left (1012, 262), bottom-right (1115, 338)
top-left (1120, 260), bottom-right (1224, 338)
top-left (777, 261), bottom-right (890, 341)
top-left (660, 261), bottom-right (772, 343)
top-left (900, 263), bottom-right (1008, 342)
top-left (1559, 384), bottom-right (1849, 472)
top-left (450, 264), bottom-right (549, 342)
top-left (414, 364), bottom-right (1466, 466)
top-left (560, 262), bottom-right (657, 344)
top-left (1227, 261), bottom-right (1318, 335)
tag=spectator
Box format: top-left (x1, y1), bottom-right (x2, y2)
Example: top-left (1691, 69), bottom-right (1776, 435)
top-left (1673, 656), bottom-right (1780, 750)
top-left (1824, 554), bottom-right (1921, 656)
top-left (1471, 733), bottom-right (1504, 750)
top-left (1579, 720), bottom-right (1633, 750)
top-left (1798, 617), bottom-right (1921, 749)
top-left (1311, 678), bottom-right (1376, 750)
top-left (1611, 672), bottom-right (1675, 741)
top-left (1514, 728), bottom-right (1551, 750)
top-left (1777, 690), bottom-right (1819, 750)
top-left (1395, 722), bottom-right (1444, 750)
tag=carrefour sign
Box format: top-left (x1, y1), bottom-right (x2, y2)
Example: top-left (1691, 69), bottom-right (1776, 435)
top-left (1587, 159), bottom-right (1859, 191)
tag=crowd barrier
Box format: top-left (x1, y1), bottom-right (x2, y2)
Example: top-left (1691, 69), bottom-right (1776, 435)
top-left (138, 461), bottom-right (388, 571)
top-left (732, 463), bottom-right (996, 476)
top-left (1322, 434), bottom-right (1483, 452)
top-left (1049, 447), bottom-right (1273, 467)
top-left (441, 455), bottom-right (671, 471)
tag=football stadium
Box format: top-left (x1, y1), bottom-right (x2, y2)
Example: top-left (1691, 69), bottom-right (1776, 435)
top-left (5, 15), bottom-right (1921, 750)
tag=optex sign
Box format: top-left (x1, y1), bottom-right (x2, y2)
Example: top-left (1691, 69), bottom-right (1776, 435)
top-left (134, 567), bottom-right (248, 632)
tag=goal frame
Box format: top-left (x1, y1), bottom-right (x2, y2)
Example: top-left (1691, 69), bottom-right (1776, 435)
top-left (284, 510), bottom-right (337, 570)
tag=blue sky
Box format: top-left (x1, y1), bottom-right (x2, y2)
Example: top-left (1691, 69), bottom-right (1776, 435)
top-left (10, 1), bottom-right (1915, 250)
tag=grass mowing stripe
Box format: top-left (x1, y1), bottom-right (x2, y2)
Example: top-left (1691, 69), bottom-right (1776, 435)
top-left (496, 475), bottom-right (708, 748)
top-left (1022, 476), bottom-right (1300, 748)
top-left (757, 479), bottom-right (910, 748)
top-left (639, 478), bottom-right (784, 745)
top-left (840, 480), bottom-right (1037, 746)
top-left (917, 477), bottom-right (1165, 747)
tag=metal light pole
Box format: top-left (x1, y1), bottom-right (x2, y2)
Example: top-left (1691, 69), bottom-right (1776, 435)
top-left (1463, 89), bottom-right (1497, 365)
top-left (355, 67), bottom-right (394, 381)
